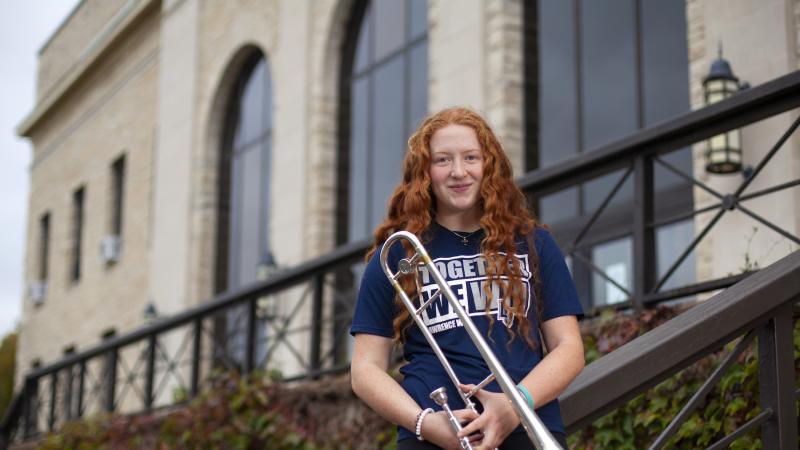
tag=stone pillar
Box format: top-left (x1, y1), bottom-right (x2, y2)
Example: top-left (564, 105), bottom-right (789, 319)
top-left (150, 0), bottom-right (200, 315)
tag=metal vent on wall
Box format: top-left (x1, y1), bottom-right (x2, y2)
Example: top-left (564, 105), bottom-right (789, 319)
top-left (28, 280), bottom-right (47, 305)
top-left (99, 235), bottom-right (122, 264)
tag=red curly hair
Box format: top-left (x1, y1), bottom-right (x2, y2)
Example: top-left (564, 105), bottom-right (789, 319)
top-left (366, 107), bottom-right (542, 350)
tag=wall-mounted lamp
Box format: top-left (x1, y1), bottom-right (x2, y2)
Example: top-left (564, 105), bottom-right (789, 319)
top-left (703, 43), bottom-right (748, 175)
top-left (143, 302), bottom-right (158, 322)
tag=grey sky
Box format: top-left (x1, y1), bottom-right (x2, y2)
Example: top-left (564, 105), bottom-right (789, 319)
top-left (0, 0), bottom-right (81, 338)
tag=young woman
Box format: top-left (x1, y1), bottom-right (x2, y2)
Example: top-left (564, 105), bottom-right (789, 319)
top-left (350, 108), bottom-right (584, 450)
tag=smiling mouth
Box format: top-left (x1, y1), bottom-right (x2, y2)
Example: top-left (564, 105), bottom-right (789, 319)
top-left (450, 184), bottom-right (471, 192)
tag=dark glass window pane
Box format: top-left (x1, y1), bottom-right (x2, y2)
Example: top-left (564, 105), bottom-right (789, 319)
top-left (582, 169), bottom-right (633, 213)
top-left (261, 138), bottom-right (271, 258)
top-left (72, 187), bottom-right (85, 281)
top-left (591, 236), bottom-right (632, 306)
top-left (228, 153), bottom-right (242, 285)
top-left (370, 55), bottom-right (406, 231)
top-left (408, 41), bottom-right (428, 135)
top-left (111, 155), bottom-right (125, 235)
top-left (236, 59), bottom-right (267, 146)
top-left (641, 0), bottom-right (689, 126)
top-left (238, 143), bottom-right (262, 286)
top-left (346, 0), bottom-right (427, 243)
top-left (656, 219), bottom-right (695, 291)
top-left (39, 213), bottom-right (50, 281)
top-left (538, 0), bottom-right (578, 167)
top-left (262, 58), bottom-right (274, 131)
top-left (349, 78), bottom-right (370, 242)
top-left (227, 56), bottom-right (273, 290)
top-left (409, 0), bottom-right (427, 40)
top-left (374, 0), bottom-right (406, 61)
top-left (655, 146), bottom-right (693, 193)
top-left (539, 188), bottom-right (579, 224)
top-left (354, 5), bottom-right (371, 73)
top-left (580, 0), bottom-right (637, 150)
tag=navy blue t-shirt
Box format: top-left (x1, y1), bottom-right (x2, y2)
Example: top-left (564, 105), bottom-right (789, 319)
top-left (350, 224), bottom-right (583, 442)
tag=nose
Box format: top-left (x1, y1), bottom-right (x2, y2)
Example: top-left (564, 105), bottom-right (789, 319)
top-left (450, 158), bottom-right (466, 178)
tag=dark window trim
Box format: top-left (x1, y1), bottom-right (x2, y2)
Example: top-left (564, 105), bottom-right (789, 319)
top-left (38, 212), bottom-right (50, 281)
top-left (111, 154), bottom-right (126, 236)
top-left (71, 186), bottom-right (85, 283)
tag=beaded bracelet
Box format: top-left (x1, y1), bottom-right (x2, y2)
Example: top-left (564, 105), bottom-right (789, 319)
top-left (415, 408), bottom-right (434, 441)
top-left (517, 384), bottom-right (535, 410)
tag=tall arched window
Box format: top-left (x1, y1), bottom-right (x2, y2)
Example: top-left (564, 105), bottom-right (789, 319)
top-left (216, 52), bottom-right (273, 368)
top-left (219, 54), bottom-right (273, 294)
top-left (338, 0), bottom-right (428, 244)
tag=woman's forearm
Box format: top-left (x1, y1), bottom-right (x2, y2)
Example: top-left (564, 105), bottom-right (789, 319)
top-left (519, 316), bottom-right (585, 408)
top-left (518, 338), bottom-right (584, 408)
top-left (351, 360), bottom-right (421, 432)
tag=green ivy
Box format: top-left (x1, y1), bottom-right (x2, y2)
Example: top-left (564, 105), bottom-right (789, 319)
top-left (568, 309), bottom-right (799, 449)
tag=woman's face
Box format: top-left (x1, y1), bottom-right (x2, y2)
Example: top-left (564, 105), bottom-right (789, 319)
top-left (428, 124), bottom-right (484, 224)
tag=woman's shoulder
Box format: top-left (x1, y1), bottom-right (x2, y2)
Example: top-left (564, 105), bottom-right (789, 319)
top-left (525, 226), bottom-right (566, 258)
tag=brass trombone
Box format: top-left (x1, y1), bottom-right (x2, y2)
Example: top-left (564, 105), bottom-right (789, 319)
top-left (380, 231), bottom-right (563, 450)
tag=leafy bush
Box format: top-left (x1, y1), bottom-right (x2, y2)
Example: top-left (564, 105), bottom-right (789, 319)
top-left (38, 370), bottom-right (392, 450)
top-left (0, 332), bottom-right (17, 420)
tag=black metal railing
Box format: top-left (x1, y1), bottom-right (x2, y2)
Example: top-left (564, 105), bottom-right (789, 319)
top-left (519, 69), bottom-right (800, 311)
top-left (2, 70), bottom-right (800, 448)
top-left (0, 239), bottom-right (370, 447)
top-left (560, 250), bottom-right (799, 449)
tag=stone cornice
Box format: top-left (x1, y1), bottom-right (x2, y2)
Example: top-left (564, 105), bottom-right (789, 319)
top-left (17, 0), bottom-right (159, 137)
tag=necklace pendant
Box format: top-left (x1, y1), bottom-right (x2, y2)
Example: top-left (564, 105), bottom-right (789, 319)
top-left (462, 237), bottom-right (469, 245)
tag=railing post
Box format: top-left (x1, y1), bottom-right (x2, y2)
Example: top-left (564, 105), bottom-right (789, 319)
top-left (22, 377), bottom-right (39, 439)
top-left (63, 365), bottom-right (73, 421)
top-left (191, 317), bottom-right (202, 397)
top-left (47, 371), bottom-right (57, 432)
top-left (310, 274), bottom-right (324, 377)
top-left (76, 360), bottom-right (85, 418)
top-left (144, 335), bottom-right (157, 411)
top-left (632, 155), bottom-right (655, 311)
top-left (104, 347), bottom-right (118, 413)
top-left (757, 302), bottom-right (797, 449)
top-left (245, 298), bottom-right (257, 374)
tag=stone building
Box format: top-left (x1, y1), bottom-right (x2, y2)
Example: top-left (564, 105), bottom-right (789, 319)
top-left (15, 0), bottom-right (799, 389)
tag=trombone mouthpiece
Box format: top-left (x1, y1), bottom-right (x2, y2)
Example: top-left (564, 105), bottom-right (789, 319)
top-left (430, 387), bottom-right (448, 406)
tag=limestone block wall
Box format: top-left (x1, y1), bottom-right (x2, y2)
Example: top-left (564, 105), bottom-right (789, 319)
top-left (17, 9), bottom-right (160, 383)
top-left (688, 0), bottom-right (800, 285)
top-left (428, 0), bottom-right (525, 173)
top-left (37, 0), bottom-right (136, 102)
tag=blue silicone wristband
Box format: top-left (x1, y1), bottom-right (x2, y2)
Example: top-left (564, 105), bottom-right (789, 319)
top-left (517, 384), bottom-right (535, 410)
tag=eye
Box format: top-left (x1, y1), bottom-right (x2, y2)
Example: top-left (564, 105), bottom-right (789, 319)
top-left (465, 153), bottom-right (481, 162)
top-left (433, 155), bottom-right (451, 165)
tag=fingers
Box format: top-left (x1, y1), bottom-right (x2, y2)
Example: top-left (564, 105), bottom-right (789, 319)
top-left (457, 410), bottom-right (484, 437)
top-left (453, 407), bottom-right (479, 422)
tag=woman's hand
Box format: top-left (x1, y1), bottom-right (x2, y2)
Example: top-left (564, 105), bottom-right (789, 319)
top-left (421, 408), bottom-right (481, 450)
top-left (455, 384), bottom-right (520, 450)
